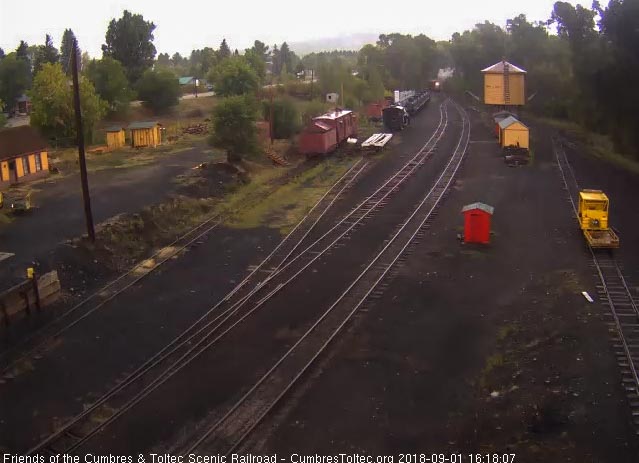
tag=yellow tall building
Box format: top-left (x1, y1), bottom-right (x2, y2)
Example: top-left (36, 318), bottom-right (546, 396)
top-left (482, 60), bottom-right (526, 106)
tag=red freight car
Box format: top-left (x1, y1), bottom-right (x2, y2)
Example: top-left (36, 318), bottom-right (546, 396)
top-left (365, 98), bottom-right (391, 121)
top-left (299, 109), bottom-right (358, 156)
top-left (298, 121), bottom-right (336, 155)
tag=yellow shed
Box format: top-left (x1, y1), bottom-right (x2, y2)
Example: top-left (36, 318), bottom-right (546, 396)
top-left (105, 126), bottom-right (126, 150)
top-left (498, 116), bottom-right (529, 149)
top-left (482, 60), bottom-right (526, 106)
top-left (128, 121), bottom-right (163, 148)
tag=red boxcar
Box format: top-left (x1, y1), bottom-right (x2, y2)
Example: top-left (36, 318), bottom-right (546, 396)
top-left (299, 109), bottom-right (358, 156)
top-left (298, 121), bottom-right (337, 155)
top-left (365, 99), bottom-right (391, 121)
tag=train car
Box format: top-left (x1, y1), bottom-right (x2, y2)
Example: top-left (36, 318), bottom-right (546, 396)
top-left (405, 90), bottom-right (431, 115)
top-left (298, 109), bottom-right (358, 156)
top-left (429, 80), bottom-right (442, 92)
top-left (382, 105), bottom-right (409, 132)
top-left (578, 189), bottom-right (620, 248)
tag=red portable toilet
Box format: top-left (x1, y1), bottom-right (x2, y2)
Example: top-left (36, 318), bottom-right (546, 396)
top-left (462, 202), bottom-right (494, 244)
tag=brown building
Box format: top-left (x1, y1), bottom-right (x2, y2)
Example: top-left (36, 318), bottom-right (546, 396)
top-left (0, 126), bottom-right (49, 188)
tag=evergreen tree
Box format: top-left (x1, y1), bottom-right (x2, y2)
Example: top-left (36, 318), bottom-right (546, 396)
top-left (218, 39), bottom-right (231, 59)
top-left (60, 29), bottom-right (79, 74)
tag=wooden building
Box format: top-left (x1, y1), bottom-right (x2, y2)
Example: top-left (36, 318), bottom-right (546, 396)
top-left (128, 121), bottom-right (163, 148)
top-left (498, 116), bottom-right (529, 149)
top-left (482, 61), bottom-right (526, 106)
top-left (105, 126), bottom-right (126, 150)
top-left (0, 126), bottom-right (49, 188)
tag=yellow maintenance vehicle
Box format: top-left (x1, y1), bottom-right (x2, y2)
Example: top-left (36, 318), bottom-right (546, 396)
top-left (578, 189), bottom-right (619, 249)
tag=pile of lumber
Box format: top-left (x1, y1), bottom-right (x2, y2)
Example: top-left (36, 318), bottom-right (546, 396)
top-left (182, 123), bottom-right (209, 135)
top-left (361, 133), bottom-right (393, 150)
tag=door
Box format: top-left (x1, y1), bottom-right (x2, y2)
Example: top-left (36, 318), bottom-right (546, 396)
top-left (8, 160), bottom-right (17, 183)
top-left (469, 213), bottom-right (483, 243)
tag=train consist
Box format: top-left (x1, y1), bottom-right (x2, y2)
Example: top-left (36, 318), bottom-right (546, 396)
top-left (298, 109), bottom-right (358, 156)
top-left (383, 90), bottom-right (431, 132)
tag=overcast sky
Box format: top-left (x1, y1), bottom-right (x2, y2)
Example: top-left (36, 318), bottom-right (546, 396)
top-left (0, 0), bottom-right (580, 57)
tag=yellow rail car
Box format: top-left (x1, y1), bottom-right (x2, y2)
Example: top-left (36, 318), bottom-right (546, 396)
top-left (578, 189), bottom-right (619, 248)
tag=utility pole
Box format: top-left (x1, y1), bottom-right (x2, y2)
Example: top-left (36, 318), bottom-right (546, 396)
top-left (310, 69), bottom-right (314, 100)
top-left (71, 38), bottom-right (95, 242)
top-left (269, 88), bottom-right (274, 145)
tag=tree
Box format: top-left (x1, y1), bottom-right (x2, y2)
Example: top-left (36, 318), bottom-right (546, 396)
top-left (279, 42), bottom-right (293, 76)
top-left (33, 34), bottom-right (59, 75)
top-left (262, 97), bottom-right (300, 139)
top-left (102, 10), bottom-right (157, 83)
top-left (16, 41), bottom-right (29, 60)
top-left (136, 69), bottom-right (180, 113)
top-left (60, 29), bottom-right (79, 74)
top-left (0, 48), bottom-right (5, 60)
top-left (218, 39), bottom-right (231, 60)
top-left (0, 99), bottom-right (6, 128)
top-left (209, 95), bottom-right (259, 163)
top-left (30, 62), bottom-right (107, 143)
top-left (210, 56), bottom-right (259, 97)
top-left (244, 49), bottom-right (266, 81)
top-left (0, 53), bottom-right (31, 109)
top-left (249, 40), bottom-right (270, 61)
top-left (85, 57), bottom-right (132, 113)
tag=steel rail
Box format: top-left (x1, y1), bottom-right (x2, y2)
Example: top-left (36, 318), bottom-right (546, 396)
top-left (181, 100), bottom-right (470, 455)
top-left (27, 102), bottom-right (449, 455)
top-left (29, 104), bottom-right (448, 454)
top-left (23, 157), bottom-right (367, 455)
top-left (552, 137), bottom-right (639, 397)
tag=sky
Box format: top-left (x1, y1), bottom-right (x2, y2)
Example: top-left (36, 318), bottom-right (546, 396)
top-left (0, 0), bottom-right (581, 58)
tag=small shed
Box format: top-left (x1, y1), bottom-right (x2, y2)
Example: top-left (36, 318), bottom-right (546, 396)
top-left (105, 126), bottom-right (125, 150)
top-left (498, 116), bottom-right (529, 149)
top-left (462, 202), bottom-right (494, 244)
top-left (298, 121), bottom-right (337, 155)
top-left (128, 121), bottom-right (163, 148)
top-left (482, 60), bottom-right (526, 106)
top-left (493, 110), bottom-right (516, 138)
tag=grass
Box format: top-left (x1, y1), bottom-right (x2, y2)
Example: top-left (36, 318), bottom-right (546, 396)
top-left (529, 115), bottom-right (639, 175)
top-left (220, 156), bottom-right (358, 234)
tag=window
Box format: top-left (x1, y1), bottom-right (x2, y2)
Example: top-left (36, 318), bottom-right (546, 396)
top-left (22, 157), bottom-right (30, 175)
top-left (35, 153), bottom-right (42, 172)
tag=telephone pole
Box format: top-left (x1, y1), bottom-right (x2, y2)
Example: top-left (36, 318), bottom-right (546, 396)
top-left (71, 38), bottom-right (95, 242)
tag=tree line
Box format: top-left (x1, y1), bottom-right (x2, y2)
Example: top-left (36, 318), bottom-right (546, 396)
top-left (1, 1), bottom-right (636, 160)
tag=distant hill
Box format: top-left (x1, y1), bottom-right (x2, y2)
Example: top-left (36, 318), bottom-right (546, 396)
top-left (290, 33), bottom-right (379, 55)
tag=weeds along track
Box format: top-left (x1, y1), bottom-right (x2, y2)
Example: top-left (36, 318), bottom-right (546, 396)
top-left (26, 101), bottom-right (451, 455)
top-left (179, 100), bottom-right (470, 455)
top-left (553, 137), bottom-right (639, 433)
top-left (0, 157), bottom-right (367, 378)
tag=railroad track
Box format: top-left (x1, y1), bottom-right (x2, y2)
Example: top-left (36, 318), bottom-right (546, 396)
top-left (0, 157), bottom-right (366, 379)
top-left (553, 137), bottom-right (639, 432)
top-left (178, 100), bottom-right (471, 455)
top-left (22, 157), bottom-right (367, 455)
top-left (25, 102), bottom-right (451, 455)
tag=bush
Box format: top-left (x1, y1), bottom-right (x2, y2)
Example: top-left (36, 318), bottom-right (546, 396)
top-left (137, 69), bottom-right (180, 113)
top-left (262, 97), bottom-right (300, 139)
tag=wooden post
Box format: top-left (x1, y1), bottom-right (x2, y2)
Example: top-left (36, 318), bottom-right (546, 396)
top-left (269, 89), bottom-right (274, 145)
top-left (71, 38), bottom-right (95, 242)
